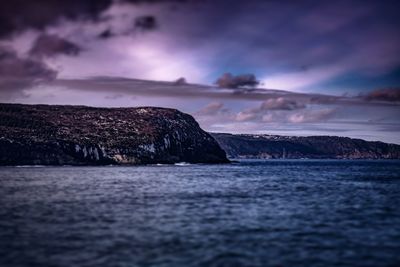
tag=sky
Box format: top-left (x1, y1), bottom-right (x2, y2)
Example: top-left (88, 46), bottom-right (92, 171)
top-left (0, 0), bottom-right (399, 143)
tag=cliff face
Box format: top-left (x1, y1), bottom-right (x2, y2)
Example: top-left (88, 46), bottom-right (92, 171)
top-left (0, 104), bottom-right (229, 165)
top-left (211, 133), bottom-right (400, 159)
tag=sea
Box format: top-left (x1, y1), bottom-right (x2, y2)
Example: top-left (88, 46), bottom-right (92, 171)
top-left (1, 160), bottom-right (400, 267)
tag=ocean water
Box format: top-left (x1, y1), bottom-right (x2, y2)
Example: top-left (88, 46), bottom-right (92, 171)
top-left (1, 160), bottom-right (400, 267)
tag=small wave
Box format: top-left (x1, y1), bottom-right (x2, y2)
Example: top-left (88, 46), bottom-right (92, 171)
top-left (174, 162), bottom-right (191, 166)
top-left (15, 165), bottom-right (46, 168)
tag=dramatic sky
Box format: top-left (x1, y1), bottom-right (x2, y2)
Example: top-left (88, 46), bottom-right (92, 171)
top-left (1, 0), bottom-right (400, 143)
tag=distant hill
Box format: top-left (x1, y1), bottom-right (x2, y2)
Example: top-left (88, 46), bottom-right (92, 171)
top-left (211, 133), bottom-right (400, 159)
top-left (0, 103), bottom-right (229, 165)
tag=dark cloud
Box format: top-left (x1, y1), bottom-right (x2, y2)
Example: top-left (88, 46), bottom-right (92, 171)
top-left (364, 88), bottom-right (400, 102)
top-left (215, 73), bottom-right (259, 89)
top-left (134, 16), bottom-right (158, 31)
top-left (0, 46), bottom-right (57, 99)
top-left (0, 0), bottom-right (187, 38)
top-left (98, 29), bottom-right (114, 39)
top-left (174, 77), bottom-right (187, 85)
top-left (0, 0), bottom-right (112, 38)
top-left (29, 34), bottom-right (81, 58)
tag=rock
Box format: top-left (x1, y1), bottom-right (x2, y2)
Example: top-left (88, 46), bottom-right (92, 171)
top-left (0, 103), bottom-right (229, 165)
top-left (211, 133), bottom-right (400, 159)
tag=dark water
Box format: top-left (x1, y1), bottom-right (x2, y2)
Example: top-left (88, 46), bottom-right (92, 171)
top-left (1, 160), bottom-right (400, 267)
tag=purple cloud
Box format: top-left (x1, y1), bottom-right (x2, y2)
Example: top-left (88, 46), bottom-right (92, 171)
top-left (0, 46), bottom-right (57, 99)
top-left (260, 97), bottom-right (306, 111)
top-left (0, 0), bottom-right (113, 37)
top-left (196, 102), bottom-right (228, 116)
top-left (364, 88), bottom-right (400, 102)
top-left (215, 73), bottom-right (259, 89)
top-left (288, 109), bottom-right (336, 123)
top-left (134, 16), bottom-right (158, 32)
top-left (29, 34), bottom-right (81, 58)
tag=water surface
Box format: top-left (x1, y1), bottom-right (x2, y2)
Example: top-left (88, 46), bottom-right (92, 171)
top-left (1, 160), bottom-right (400, 267)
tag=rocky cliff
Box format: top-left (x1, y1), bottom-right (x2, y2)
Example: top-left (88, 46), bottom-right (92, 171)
top-left (211, 133), bottom-right (400, 159)
top-left (0, 103), bottom-right (229, 165)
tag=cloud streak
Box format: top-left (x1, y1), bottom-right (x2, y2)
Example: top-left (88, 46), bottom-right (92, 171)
top-left (364, 88), bottom-right (400, 102)
top-left (44, 77), bottom-right (399, 107)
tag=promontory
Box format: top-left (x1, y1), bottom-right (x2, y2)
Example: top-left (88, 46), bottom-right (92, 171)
top-left (0, 103), bottom-right (229, 165)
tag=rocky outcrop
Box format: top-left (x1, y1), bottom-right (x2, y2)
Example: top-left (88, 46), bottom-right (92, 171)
top-left (211, 133), bottom-right (400, 159)
top-left (0, 103), bottom-right (229, 165)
